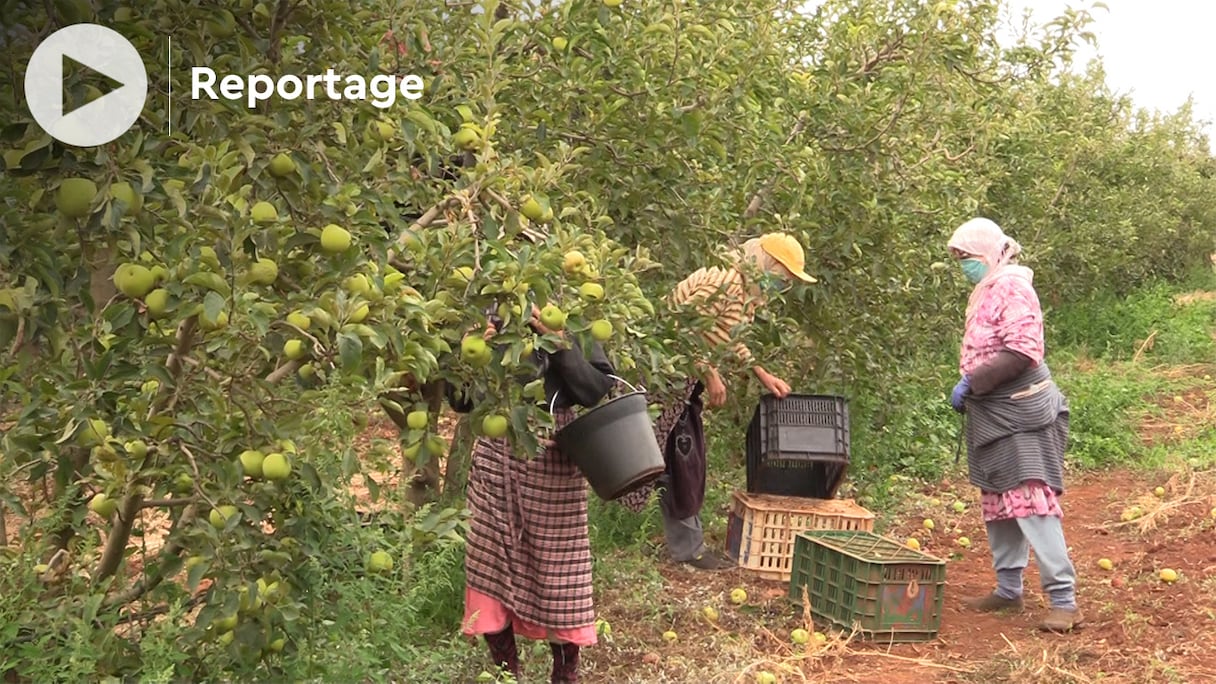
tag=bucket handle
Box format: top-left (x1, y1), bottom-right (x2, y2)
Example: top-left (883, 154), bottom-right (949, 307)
top-left (547, 374), bottom-right (644, 415)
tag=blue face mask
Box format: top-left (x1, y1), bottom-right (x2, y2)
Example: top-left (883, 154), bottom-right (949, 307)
top-left (758, 273), bottom-right (790, 295)
top-left (960, 258), bottom-right (988, 284)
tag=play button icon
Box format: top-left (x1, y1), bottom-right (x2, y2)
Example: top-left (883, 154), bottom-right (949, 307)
top-left (24, 23), bottom-right (148, 148)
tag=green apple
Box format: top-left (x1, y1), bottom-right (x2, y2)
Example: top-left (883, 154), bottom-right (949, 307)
top-left (209, 505), bottom-right (239, 529)
top-left (481, 414), bottom-right (509, 439)
top-left (539, 304), bottom-right (566, 331)
top-left (89, 493), bottom-right (118, 518)
top-left (282, 339), bottom-right (306, 360)
top-left (55, 178), bottom-right (97, 218)
top-left (76, 418), bottom-right (111, 447)
top-left (239, 449), bottom-right (265, 478)
top-left (262, 452), bottom-right (291, 480)
top-left (286, 311), bottom-right (311, 330)
top-left (268, 152), bottom-right (296, 177)
top-left (320, 224), bottom-right (352, 253)
top-left (247, 258), bottom-right (279, 286)
top-left (113, 263), bottom-right (156, 298)
top-left (145, 288), bottom-right (171, 317)
top-left (368, 550), bottom-right (393, 572)
top-left (578, 282), bottom-right (604, 300)
top-left (251, 201), bottom-right (278, 223)
top-left (110, 181), bottom-right (142, 216)
top-left (590, 319), bottom-right (613, 341)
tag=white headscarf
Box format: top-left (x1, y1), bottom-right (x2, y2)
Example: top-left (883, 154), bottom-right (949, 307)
top-left (947, 217), bottom-right (1029, 316)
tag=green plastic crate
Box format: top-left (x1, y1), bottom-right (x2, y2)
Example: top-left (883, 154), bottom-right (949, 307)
top-left (788, 530), bottom-right (946, 642)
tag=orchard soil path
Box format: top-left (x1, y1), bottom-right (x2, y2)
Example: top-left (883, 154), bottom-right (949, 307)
top-left (344, 382), bottom-right (1216, 683)
top-left (582, 466), bottom-right (1216, 684)
top-left (569, 369), bottom-right (1216, 683)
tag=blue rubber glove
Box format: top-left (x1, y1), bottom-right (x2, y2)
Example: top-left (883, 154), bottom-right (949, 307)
top-left (950, 376), bottom-right (970, 413)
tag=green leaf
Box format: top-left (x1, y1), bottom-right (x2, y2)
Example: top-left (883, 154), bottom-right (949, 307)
top-left (508, 405), bottom-right (532, 446)
top-left (362, 148), bottom-right (385, 174)
top-left (338, 332), bottom-right (363, 371)
top-left (203, 291), bottom-right (225, 323)
top-left (301, 462), bottom-right (321, 491)
top-left (187, 559), bottom-right (210, 592)
top-left (406, 109), bottom-right (437, 135)
top-left (182, 272), bottom-right (231, 296)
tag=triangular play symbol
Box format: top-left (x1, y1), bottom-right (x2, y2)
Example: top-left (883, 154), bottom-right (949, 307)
top-left (62, 54), bottom-right (126, 116)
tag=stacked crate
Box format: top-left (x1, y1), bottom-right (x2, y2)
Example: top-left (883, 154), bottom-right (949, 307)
top-left (724, 394), bottom-right (948, 642)
top-left (726, 394), bottom-right (874, 582)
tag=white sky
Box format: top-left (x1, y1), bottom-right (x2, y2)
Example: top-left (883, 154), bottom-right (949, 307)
top-left (1001, 0), bottom-right (1213, 133)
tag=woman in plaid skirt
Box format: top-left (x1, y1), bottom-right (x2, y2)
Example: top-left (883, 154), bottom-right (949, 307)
top-left (450, 304), bottom-right (616, 683)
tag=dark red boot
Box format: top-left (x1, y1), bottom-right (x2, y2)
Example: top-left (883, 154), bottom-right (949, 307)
top-left (484, 625), bottom-right (520, 678)
top-left (550, 641), bottom-right (580, 683)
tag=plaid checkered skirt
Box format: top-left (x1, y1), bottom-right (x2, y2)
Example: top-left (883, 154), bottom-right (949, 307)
top-left (463, 408), bottom-right (596, 631)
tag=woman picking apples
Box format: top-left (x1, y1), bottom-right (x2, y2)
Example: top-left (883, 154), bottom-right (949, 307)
top-left (619, 233), bottom-right (817, 571)
top-left (449, 304), bottom-right (616, 683)
top-left (946, 217), bottom-right (1081, 633)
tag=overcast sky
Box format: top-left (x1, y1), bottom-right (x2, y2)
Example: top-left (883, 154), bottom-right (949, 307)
top-left (999, 0), bottom-right (1211, 132)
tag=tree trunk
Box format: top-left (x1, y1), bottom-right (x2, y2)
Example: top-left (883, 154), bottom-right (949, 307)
top-left (48, 450), bottom-right (89, 553)
top-left (93, 490), bottom-right (144, 584)
top-left (441, 414), bottom-right (473, 505)
top-left (382, 380), bottom-right (443, 508)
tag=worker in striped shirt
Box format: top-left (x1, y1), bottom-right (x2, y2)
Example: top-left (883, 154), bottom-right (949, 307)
top-left (620, 233), bottom-right (817, 570)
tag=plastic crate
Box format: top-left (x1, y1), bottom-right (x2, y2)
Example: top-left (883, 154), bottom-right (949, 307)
top-left (724, 491), bottom-right (874, 582)
top-left (788, 531), bottom-right (946, 642)
top-left (746, 394), bottom-right (849, 498)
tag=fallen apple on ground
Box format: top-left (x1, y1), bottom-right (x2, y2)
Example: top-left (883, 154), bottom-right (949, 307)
top-left (368, 550), bottom-right (393, 573)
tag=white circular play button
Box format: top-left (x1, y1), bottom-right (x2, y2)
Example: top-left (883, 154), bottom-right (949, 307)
top-left (23, 23), bottom-right (148, 148)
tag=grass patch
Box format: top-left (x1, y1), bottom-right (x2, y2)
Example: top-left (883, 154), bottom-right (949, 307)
top-left (1048, 276), bottom-right (1216, 365)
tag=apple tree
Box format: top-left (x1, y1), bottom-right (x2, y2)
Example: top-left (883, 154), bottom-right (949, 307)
top-left (0, 0), bottom-right (682, 677)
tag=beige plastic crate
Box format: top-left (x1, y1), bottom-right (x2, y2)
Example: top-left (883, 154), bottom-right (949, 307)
top-left (725, 490), bottom-right (875, 582)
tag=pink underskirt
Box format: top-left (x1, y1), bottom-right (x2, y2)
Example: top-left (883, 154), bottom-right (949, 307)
top-left (979, 480), bottom-right (1063, 522)
top-left (462, 587), bottom-right (598, 646)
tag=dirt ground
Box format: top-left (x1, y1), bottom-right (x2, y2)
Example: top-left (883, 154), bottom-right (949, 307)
top-left (585, 466), bottom-right (1216, 684)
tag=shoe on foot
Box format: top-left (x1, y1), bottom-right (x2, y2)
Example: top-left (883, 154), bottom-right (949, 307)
top-left (1039, 607), bottom-right (1083, 632)
top-left (963, 592), bottom-right (1024, 613)
top-left (684, 550), bottom-right (734, 571)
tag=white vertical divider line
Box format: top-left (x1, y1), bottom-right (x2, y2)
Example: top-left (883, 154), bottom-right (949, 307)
top-left (168, 36), bottom-right (172, 135)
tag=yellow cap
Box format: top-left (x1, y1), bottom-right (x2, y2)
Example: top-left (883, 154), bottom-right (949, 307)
top-left (759, 233), bottom-right (817, 283)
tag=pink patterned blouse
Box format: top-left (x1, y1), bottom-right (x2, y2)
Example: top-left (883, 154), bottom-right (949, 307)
top-left (959, 266), bottom-right (1045, 375)
top-left (961, 267), bottom-right (1063, 521)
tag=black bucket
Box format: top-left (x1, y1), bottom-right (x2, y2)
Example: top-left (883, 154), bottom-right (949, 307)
top-left (553, 376), bottom-right (666, 501)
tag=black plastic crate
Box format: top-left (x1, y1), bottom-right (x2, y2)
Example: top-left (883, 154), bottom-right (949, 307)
top-left (746, 394), bottom-right (850, 498)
